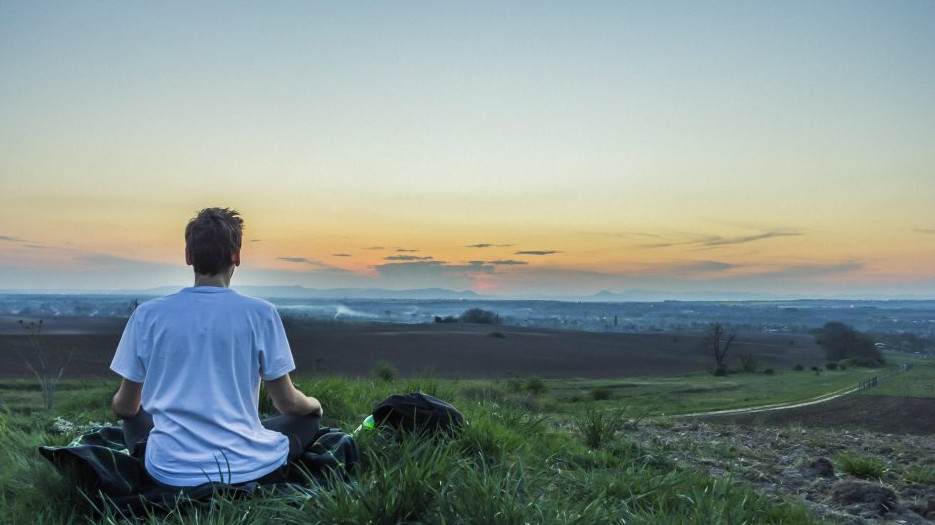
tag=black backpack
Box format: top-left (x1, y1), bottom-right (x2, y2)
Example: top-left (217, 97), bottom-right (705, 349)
top-left (371, 393), bottom-right (464, 436)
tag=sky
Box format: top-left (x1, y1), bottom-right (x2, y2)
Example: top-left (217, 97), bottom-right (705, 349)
top-left (1, 2), bottom-right (934, 298)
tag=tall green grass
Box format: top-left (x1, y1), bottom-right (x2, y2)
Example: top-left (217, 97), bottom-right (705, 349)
top-left (1, 377), bottom-right (825, 525)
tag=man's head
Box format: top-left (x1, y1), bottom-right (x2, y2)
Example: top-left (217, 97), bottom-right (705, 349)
top-left (184, 208), bottom-right (244, 276)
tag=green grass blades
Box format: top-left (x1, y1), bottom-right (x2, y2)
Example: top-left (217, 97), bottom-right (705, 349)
top-left (834, 451), bottom-right (887, 480)
top-left (1, 376), bottom-right (830, 525)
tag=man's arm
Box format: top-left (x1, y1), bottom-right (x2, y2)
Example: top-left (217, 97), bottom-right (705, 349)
top-left (265, 373), bottom-right (323, 417)
top-left (112, 378), bottom-right (143, 419)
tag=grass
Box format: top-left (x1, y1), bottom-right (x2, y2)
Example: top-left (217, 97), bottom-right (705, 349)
top-left (834, 451), bottom-right (886, 480)
top-left (858, 358), bottom-right (935, 398)
top-left (571, 406), bottom-right (629, 449)
top-left (545, 365), bottom-right (893, 416)
top-left (0, 375), bottom-right (828, 525)
top-left (901, 465), bottom-right (935, 485)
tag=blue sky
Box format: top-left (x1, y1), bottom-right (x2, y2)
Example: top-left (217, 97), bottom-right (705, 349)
top-left (1, 2), bottom-right (934, 297)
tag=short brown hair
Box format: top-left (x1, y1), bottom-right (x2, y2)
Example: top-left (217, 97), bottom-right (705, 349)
top-left (184, 208), bottom-right (244, 275)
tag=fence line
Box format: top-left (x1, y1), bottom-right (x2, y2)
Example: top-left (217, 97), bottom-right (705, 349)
top-left (858, 361), bottom-right (913, 391)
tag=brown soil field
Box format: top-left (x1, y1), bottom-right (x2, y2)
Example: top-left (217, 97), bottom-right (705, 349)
top-left (700, 395), bottom-right (935, 435)
top-left (0, 317), bottom-right (826, 380)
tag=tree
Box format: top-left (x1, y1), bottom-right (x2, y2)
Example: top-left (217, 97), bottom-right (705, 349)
top-left (15, 319), bottom-right (71, 409)
top-left (459, 308), bottom-right (500, 325)
top-left (815, 322), bottom-right (883, 366)
top-left (703, 322), bottom-right (736, 372)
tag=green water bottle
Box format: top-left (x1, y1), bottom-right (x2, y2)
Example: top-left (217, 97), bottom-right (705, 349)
top-left (355, 414), bottom-right (376, 433)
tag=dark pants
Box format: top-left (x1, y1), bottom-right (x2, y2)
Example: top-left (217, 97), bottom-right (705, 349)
top-left (122, 408), bottom-right (321, 484)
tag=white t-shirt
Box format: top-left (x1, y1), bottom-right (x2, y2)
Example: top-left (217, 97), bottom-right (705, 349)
top-left (110, 286), bottom-right (295, 487)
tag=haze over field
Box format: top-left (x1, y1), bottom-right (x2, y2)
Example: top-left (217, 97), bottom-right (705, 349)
top-left (1, 2), bottom-right (933, 298)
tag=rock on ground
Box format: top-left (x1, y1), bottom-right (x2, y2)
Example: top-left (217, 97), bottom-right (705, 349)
top-left (616, 419), bottom-right (935, 525)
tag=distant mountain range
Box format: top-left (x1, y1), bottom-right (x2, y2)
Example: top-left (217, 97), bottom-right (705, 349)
top-left (1, 285), bottom-right (932, 302)
top-left (232, 286), bottom-right (485, 300)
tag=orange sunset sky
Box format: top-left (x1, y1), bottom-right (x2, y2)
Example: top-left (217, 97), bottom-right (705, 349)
top-left (1, 2), bottom-right (933, 298)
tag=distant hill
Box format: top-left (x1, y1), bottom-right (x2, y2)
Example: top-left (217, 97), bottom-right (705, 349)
top-left (231, 286), bottom-right (484, 301)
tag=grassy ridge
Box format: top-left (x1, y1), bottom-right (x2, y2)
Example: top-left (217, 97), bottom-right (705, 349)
top-left (858, 358), bottom-right (935, 398)
top-left (515, 363), bottom-right (899, 417)
top-left (0, 373), bottom-right (842, 525)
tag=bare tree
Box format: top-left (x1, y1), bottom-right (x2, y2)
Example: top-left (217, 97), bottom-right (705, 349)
top-left (704, 322), bottom-right (736, 372)
top-left (16, 319), bottom-right (71, 410)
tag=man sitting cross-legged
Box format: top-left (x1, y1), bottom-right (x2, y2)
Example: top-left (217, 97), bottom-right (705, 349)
top-left (110, 207), bottom-right (322, 487)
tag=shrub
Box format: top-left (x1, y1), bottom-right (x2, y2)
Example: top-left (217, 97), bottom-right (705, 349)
top-left (590, 386), bottom-right (612, 401)
top-left (505, 376), bottom-right (523, 393)
top-left (825, 361), bottom-right (838, 370)
top-left (487, 331), bottom-right (506, 339)
top-left (737, 351), bottom-right (758, 373)
top-left (763, 368), bottom-right (774, 375)
top-left (835, 452), bottom-right (885, 479)
top-left (849, 356), bottom-right (887, 367)
top-left (713, 366), bottom-right (729, 377)
top-left (794, 364), bottom-right (804, 371)
top-left (571, 406), bottom-right (628, 449)
top-left (524, 375), bottom-right (546, 396)
top-left (373, 360), bottom-right (397, 382)
top-left (459, 308), bottom-right (500, 325)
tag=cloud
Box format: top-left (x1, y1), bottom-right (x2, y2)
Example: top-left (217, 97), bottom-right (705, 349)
top-left (372, 260), bottom-right (495, 289)
top-left (753, 260), bottom-right (864, 279)
top-left (0, 235), bottom-right (23, 242)
top-left (641, 230), bottom-right (803, 249)
top-left (279, 257), bottom-right (316, 264)
top-left (364, 246), bottom-right (385, 250)
top-left (395, 248), bottom-right (420, 253)
top-left (466, 259), bottom-right (528, 266)
top-left (277, 257), bottom-right (354, 273)
top-left (375, 260), bottom-right (490, 273)
top-left (515, 250), bottom-right (560, 256)
top-left (332, 253), bottom-right (352, 257)
top-left (676, 260), bottom-right (739, 273)
top-left (466, 243), bottom-right (514, 249)
top-left (487, 260), bottom-right (529, 266)
top-left (916, 228), bottom-right (935, 235)
top-left (384, 255), bottom-right (434, 261)
top-left (701, 231), bottom-right (804, 247)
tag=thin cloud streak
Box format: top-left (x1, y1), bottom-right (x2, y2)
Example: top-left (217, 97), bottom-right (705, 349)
top-left (279, 257), bottom-right (316, 264)
top-left (640, 230), bottom-right (803, 249)
top-left (515, 250), bottom-right (560, 256)
top-left (466, 243), bottom-right (515, 249)
top-left (277, 257), bottom-right (353, 273)
top-left (468, 259), bottom-right (528, 266)
top-left (488, 260), bottom-right (528, 266)
top-left (702, 231), bottom-right (804, 247)
top-left (384, 255), bottom-right (434, 261)
top-left (751, 260), bottom-right (865, 279)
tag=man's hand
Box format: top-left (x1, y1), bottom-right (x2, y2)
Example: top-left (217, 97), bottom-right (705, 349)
top-left (265, 374), bottom-right (323, 417)
top-left (112, 378), bottom-right (143, 419)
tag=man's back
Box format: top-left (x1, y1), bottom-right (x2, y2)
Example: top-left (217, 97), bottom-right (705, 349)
top-left (111, 287), bottom-right (294, 486)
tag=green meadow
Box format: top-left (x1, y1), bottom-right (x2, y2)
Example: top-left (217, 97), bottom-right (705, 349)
top-left (2, 361), bottom-right (922, 525)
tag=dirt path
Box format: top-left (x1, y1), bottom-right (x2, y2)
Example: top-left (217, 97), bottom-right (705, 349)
top-left (674, 385), bottom-right (860, 418)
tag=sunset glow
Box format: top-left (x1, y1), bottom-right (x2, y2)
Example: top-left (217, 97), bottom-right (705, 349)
top-left (1, 2), bottom-right (933, 298)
